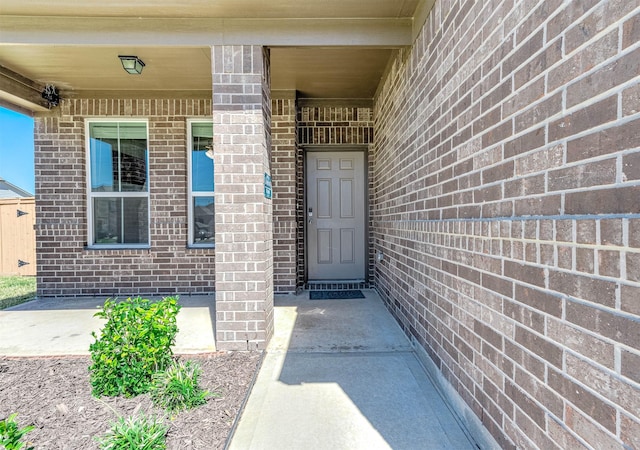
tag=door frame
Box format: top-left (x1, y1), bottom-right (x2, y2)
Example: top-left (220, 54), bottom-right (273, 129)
top-left (303, 145), bottom-right (370, 283)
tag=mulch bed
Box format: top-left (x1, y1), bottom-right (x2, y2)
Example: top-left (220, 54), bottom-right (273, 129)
top-left (0, 352), bottom-right (262, 449)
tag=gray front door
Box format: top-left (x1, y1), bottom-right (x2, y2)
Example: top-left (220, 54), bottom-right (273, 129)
top-left (307, 151), bottom-right (366, 280)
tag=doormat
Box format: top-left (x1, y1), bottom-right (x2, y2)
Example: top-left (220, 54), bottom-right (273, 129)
top-left (309, 290), bottom-right (365, 300)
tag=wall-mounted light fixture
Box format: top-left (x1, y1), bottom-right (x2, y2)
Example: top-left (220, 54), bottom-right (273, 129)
top-left (41, 84), bottom-right (60, 108)
top-left (118, 55), bottom-right (145, 74)
top-left (205, 144), bottom-right (214, 159)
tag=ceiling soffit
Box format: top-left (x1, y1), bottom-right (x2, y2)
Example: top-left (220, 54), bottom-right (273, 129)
top-left (0, 17), bottom-right (412, 47)
top-left (0, 0), bottom-right (421, 19)
top-left (0, 0), bottom-right (434, 110)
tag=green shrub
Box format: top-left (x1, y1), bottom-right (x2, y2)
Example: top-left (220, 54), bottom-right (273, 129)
top-left (95, 414), bottom-right (167, 450)
top-left (89, 296), bottom-right (181, 397)
top-left (0, 413), bottom-right (34, 450)
top-left (150, 360), bottom-right (211, 413)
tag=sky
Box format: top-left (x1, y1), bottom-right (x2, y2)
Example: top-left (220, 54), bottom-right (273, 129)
top-left (0, 106), bottom-right (35, 195)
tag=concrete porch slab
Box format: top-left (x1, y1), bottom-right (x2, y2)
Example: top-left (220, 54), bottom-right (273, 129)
top-left (0, 295), bottom-right (217, 356)
top-left (228, 290), bottom-right (478, 450)
top-left (270, 290), bottom-right (413, 353)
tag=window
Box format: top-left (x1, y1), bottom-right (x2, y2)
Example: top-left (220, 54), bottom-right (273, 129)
top-left (188, 120), bottom-right (214, 247)
top-left (87, 120), bottom-right (149, 247)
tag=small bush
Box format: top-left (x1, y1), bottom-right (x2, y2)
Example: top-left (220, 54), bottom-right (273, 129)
top-left (89, 296), bottom-right (181, 397)
top-left (150, 360), bottom-right (211, 413)
top-left (0, 413), bottom-right (34, 450)
top-left (95, 414), bottom-right (167, 450)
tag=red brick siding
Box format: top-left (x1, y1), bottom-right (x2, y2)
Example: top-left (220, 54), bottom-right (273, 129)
top-left (372, 1), bottom-right (640, 448)
top-left (35, 98), bottom-right (215, 297)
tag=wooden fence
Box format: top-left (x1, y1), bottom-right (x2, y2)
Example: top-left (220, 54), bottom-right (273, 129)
top-left (0, 197), bottom-right (36, 276)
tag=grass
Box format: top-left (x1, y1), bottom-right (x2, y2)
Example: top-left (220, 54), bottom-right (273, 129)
top-left (95, 414), bottom-right (167, 450)
top-left (0, 276), bottom-right (36, 310)
top-left (150, 360), bottom-right (211, 413)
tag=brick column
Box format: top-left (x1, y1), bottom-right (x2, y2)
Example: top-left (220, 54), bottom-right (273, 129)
top-left (212, 45), bottom-right (273, 351)
top-left (271, 93), bottom-right (299, 293)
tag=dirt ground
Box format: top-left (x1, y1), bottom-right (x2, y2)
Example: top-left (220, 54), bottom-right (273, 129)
top-left (0, 352), bottom-right (261, 449)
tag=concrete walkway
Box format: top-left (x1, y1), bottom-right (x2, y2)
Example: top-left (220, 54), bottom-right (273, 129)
top-left (1, 291), bottom-right (480, 449)
top-left (0, 295), bottom-right (217, 356)
top-left (228, 290), bottom-right (478, 450)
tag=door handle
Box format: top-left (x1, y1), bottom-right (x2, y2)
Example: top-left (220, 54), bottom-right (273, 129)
top-left (308, 207), bottom-right (313, 224)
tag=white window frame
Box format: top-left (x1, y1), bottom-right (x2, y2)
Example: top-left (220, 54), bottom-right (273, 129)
top-left (187, 119), bottom-right (215, 248)
top-left (86, 118), bottom-right (151, 249)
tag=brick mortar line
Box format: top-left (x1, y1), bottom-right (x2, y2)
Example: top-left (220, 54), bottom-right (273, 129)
top-left (377, 227), bottom-right (640, 254)
top-left (372, 2), bottom-right (640, 448)
top-left (375, 238), bottom-right (640, 302)
top-left (545, 410), bottom-right (594, 448)
top-left (544, 362), bottom-right (638, 436)
top-left (374, 213), bottom-right (640, 223)
top-left (561, 345), bottom-right (640, 393)
top-left (376, 236), bottom-right (640, 287)
top-left (558, 6), bottom-right (640, 57)
top-left (372, 180), bottom-right (640, 211)
top-left (545, 78), bottom-right (639, 120)
top-left (403, 80), bottom-right (635, 170)
top-left (391, 18), bottom-right (640, 153)
top-left (378, 250), bottom-right (639, 346)
top-left (432, 0), bottom-right (622, 103)
top-left (468, 287), bottom-right (640, 374)
top-left (473, 110), bottom-right (640, 168)
top-left (379, 274), bottom-right (639, 425)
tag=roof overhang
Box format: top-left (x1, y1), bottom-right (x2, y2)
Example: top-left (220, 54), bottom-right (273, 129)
top-left (0, 0), bottom-right (435, 113)
top-left (0, 17), bottom-right (412, 47)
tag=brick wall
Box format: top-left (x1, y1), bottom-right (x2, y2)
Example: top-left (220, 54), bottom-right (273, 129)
top-left (298, 104), bottom-right (376, 287)
top-left (270, 102), bottom-right (376, 291)
top-left (272, 94), bottom-right (299, 293)
top-left (35, 98), bottom-right (215, 297)
top-left (270, 102), bottom-right (376, 292)
top-left (372, 1), bottom-right (640, 448)
top-left (298, 105), bottom-right (373, 146)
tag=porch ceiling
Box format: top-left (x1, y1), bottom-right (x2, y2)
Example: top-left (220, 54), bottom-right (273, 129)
top-left (0, 0), bottom-right (430, 112)
top-left (0, 46), bottom-right (394, 100)
top-left (0, 0), bottom-right (420, 19)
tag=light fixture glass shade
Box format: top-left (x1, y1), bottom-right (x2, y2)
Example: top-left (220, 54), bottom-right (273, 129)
top-left (205, 145), bottom-right (214, 159)
top-left (118, 55), bottom-right (145, 74)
